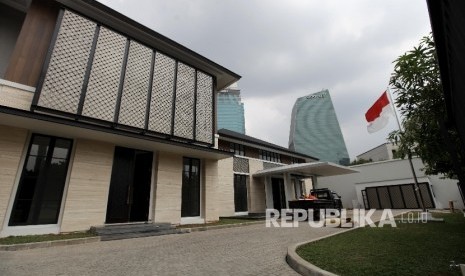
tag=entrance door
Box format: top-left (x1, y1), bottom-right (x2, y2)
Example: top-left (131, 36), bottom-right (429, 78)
top-left (106, 147), bottom-right (153, 223)
top-left (271, 178), bottom-right (286, 210)
top-left (181, 158), bottom-right (201, 217)
top-left (234, 174), bottom-right (248, 212)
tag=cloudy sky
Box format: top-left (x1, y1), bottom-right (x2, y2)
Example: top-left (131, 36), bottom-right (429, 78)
top-left (99, 0), bottom-right (432, 160)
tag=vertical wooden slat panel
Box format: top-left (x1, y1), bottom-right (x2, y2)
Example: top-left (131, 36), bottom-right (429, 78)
top-left (4, 0), bottom-right (59, 87)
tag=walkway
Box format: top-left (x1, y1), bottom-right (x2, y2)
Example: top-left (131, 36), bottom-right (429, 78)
top-left (0, 210), bottom-right (403, 275)
top-left (0, 224), bottom-right (342, 275)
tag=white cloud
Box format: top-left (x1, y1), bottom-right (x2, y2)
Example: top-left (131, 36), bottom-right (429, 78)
top-left (98, 0), bottom-right (431, 159)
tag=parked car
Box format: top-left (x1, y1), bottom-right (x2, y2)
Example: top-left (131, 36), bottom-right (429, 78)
top-left (310, 188), bottom-right (343, 209)
top-left (288, 188), bottom-right (343, 220)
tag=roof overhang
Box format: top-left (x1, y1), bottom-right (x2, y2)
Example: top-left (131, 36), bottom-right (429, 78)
top-left (218, 129), bottom-right (319, 161)
top-left (427, 0), bottom-right (465, 150)
top-left (0, 107), bottom-right (233, 160)
top-left (253, 161), bottom-right (359, 177)
top-left (54, 0), bottom-right (240, 90)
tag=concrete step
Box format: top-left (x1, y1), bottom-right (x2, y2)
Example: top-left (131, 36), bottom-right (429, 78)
top-left (91, 223), bottom-right (187, 241)
top-left (91, 223), bottom-right (172, 235)
top-left (100, 228), bottom-right (187, 241)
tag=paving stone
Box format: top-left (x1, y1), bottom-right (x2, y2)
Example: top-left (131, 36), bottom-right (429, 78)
top-left (0, 210), bottom-right (404, 275)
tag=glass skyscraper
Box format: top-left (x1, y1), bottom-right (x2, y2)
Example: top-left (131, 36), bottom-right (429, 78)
top-left (217, 84), bottom-right (246, 134)
top-left (288, 89), bottom-right (350, 165)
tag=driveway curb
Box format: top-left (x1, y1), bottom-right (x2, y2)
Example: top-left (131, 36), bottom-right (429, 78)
top-left (183, 220), bottom-right (265, 233)
top-left (286, 228), bottom-right (356, 276)
top-left (287, 210), bottom-right (412, 275)
top-left (0, 236), bottom-right (100, 251)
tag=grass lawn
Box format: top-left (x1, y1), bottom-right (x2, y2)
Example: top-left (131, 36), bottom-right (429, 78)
top-left (296, 213), bottom-right (465, 276)
top-left (0, 231), bottom-right (96, 245)
top-left (177, 217), bottom-right (264, 228)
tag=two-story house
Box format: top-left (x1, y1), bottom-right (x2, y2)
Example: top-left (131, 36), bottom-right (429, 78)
top-left (0, 0), bottom-right (240, 237)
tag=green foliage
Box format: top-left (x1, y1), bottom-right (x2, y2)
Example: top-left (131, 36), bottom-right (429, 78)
top-left (350, 158), bottom-right (373, 165)
top-left (297, 213), bottom-right (465, 276)
top-left (388, 34), bottom-right (462, 178)
top-left (0, 231), bottom-right (95, 245)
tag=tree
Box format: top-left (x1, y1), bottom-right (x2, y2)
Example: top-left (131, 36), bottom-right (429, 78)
top-left (388, 34), bottom-right (464, 179)
top-left (350, 158), bottom-right (372, 166)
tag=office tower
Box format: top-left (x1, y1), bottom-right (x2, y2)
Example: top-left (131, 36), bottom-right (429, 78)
top-left (217, 83), bottom-right (246, 134)
top-left (289, 89), bottom-right (350, 165)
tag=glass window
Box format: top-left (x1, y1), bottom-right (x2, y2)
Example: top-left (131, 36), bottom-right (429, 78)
top-left (9, 134), bottom-right (73, 226)
top-left (259, 149), bottom-right (281, 163)
top-left (234, 174), bottom-right (248, 212)
top-left (294, 180), bottom-right (305, 199)
top-left (229, 143), bottom-right (245, 156)
top-left (181, 157), bottom-right (201, 217)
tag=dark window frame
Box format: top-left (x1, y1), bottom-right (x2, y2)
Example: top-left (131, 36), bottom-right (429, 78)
top-left (181, 157), bottom-right (201, 217)
top-left (9, 134), bottom-right (73, 226)
top-left (229, 142), bottom-right (245, 156)
top-left (259, 149), bottom-right (281, 163)
top-left (233, 174), bottom-right (248, 212)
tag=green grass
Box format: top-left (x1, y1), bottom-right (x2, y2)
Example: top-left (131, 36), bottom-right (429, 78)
top-left (296, 213), bottom-right (465, 276)
top-left (0, 231), bottom-right (96, 245)
top-left (177, 217), bottom-right (264, 228)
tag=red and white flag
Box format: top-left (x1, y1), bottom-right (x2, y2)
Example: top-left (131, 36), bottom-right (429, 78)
top-left (365, 91), bottom-right (393, 133)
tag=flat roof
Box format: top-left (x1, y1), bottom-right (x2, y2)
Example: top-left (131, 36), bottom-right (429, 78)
top-left (218, 129), bottom-right (319, 161)
top-left (252, 161), bottom-right (359, 177)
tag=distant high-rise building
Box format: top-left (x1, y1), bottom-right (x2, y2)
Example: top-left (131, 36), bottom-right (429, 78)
top-left (217, 83), bottom-right (246, 134)
top-left (289, 89), bottom-right (350, 165)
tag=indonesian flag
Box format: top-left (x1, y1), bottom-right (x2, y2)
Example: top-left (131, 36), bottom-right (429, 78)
top-left (365, 91), bottom-right (393, 133)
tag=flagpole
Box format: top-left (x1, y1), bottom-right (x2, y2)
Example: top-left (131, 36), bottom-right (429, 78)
top-left (386, 87), bottom-right (426, 211)
top-left (386, 87), bottom-right (403, 131)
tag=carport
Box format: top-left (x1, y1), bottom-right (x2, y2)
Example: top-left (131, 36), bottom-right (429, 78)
top-left (252, 162), bottom-right (359, 210)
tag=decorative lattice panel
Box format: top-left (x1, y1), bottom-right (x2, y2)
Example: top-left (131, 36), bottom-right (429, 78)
top-left (38, 10), bottom-right (96, 113)
top-left (388, 186), bottom-right (405, 208)
top-left (118, 41), bottom-right (152, 128)
top-left (82, 27), bottom-right (126, 121)
top-left (233, 157), bottom-right (249, 173)
top-left (377, 186), bottom-right (391, 209)
top-left (365, 188), bottom-right (380, 209)
top-left (400, 185), bottom-right (419, 209)
top-left (173, 62), bottom-right (195, 139)
top-left (195, 72), bottom-right (213, 143)
top-left (263, 162), bottom-right (281, 170)
top-left (419, 183), bottom-right (435, 208)
top-left (148, 53), bottom-right (176, 134)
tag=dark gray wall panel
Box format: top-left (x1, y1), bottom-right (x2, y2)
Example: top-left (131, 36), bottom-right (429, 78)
top-left (38, 10), bottom-right (96, 114)
top-left (118, 41), bottom-right (152, 128)
top-left (195, 71), bottom-right (213, 143)
top-left (36, 10), bottom-right (215, 145)
top-left (173, 62), bottom-right (195, 139)
top-left (148, 52), bottom-right (175, 135)
top-left (82, 27), bottom-right (126, 121)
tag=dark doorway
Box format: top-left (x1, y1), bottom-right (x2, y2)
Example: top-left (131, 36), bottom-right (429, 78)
top-left (234, 174), bottom-right (248, 212)
top-left (181, 158), bottom-right (201, 217)
top-left (106, 147), bottom-right (153, 223)
top-left (271, 178), bottom-right (286, 210)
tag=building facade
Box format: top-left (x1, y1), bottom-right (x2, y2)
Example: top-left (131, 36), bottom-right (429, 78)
top-left (217, 84), bottom-right (246, 134)
top-left (289, 89), bottom-right (350, 165)
top-left (0, 0), bottom-right (240, 237)
top-left (217, 129), bottom-right (357, 215)
top-left (356, 143), bottom-right (399, 162)
top-left (319, 158), bottom-right (464, 210)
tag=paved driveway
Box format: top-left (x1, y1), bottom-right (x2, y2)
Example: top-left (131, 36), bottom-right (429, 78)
top-left (0, 223), bottom-right (343, 275)
top-left (0, 210), bottom-right (403, 275)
